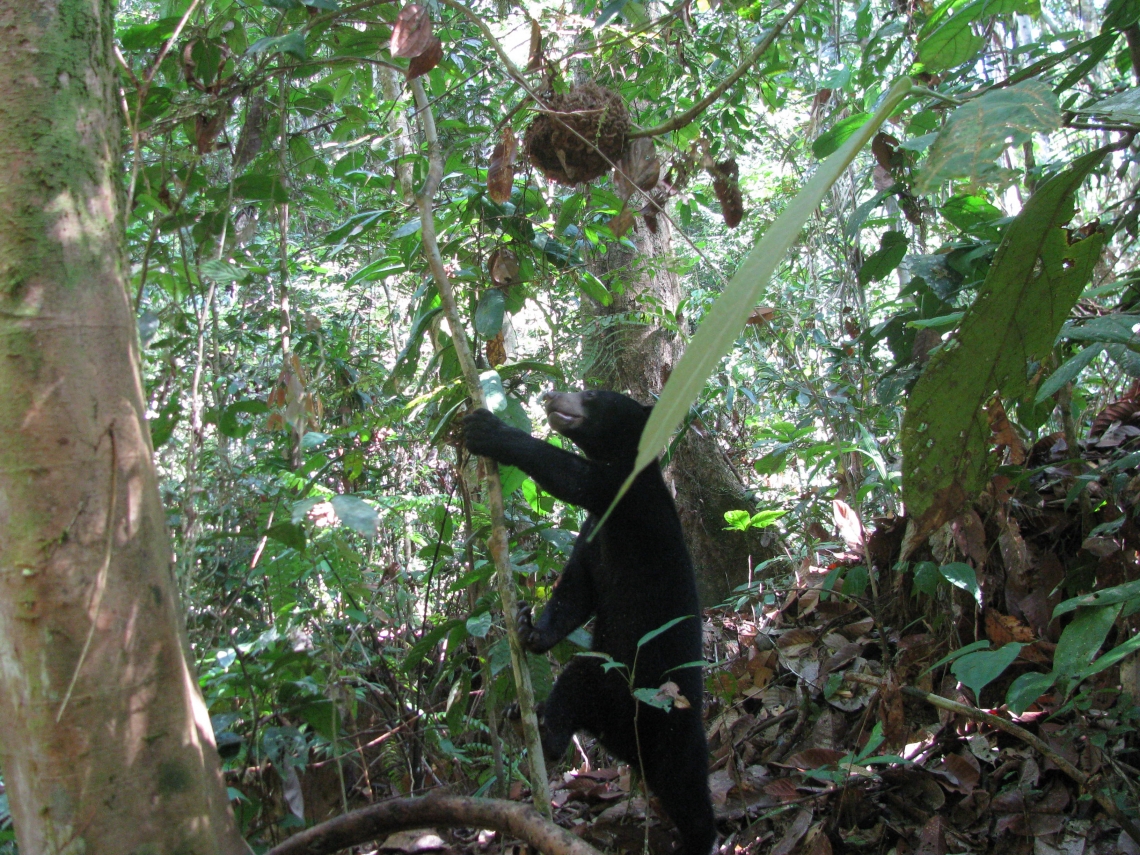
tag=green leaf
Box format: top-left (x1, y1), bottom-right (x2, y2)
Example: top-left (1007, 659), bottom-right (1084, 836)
top-left (1052, 604), bottom-right (1122, 684)
top-left (940, 194), bottom-right (1003, 240)
top-left (149, 399), bottom-right (182, 449)
top-left (576, 270), bottom-right (613, 306)
top-left (593, 79), bottom-right (915, 531)
top-left (1034, 345), bottom-right (1103, 403)
top-left (233, 173), bottom-right (290, 203)
top-left (750, 509), bottom-right (786, 528)
top-left (724, 510), bottom-right (752, 531)
top-left (200, 259), bottom-right (248, 283)
top-left (347, 257), bottom-right (404, 286)
top-left (393, 218), bottom-right (423, 239)
top-left (917, 0), bottom-right (1036, 70)
top-left (466, 611), bottom-right (493, 638)
top-left (1053, 579), bottom-right (1140, 616)
top-left (119, 17), bottom-right (181, 50)
top-left (1061, 313), bottom-right (1140, 345)
top-left (1006, 670), bottom-right (1056, 714)
top-left (637, 615), bottom-right (692, 648)
top-left (1075, 630), bottom-right (1140, 680)
top-left (917, 79), bottom-right (1062, 193)
top-left (474, 289), bottom-right (506, 338)
top-left (248, 30), bottom-right (306, 60)
top-left (265, 521), bottom-right (307, 551)
top-left (912, 560), bottom-right (942, 596)
top-left (812, 113), bottom-right (871, 159)
top-left (329, 495), bottom-right (379, 538)
top-left (858, 230), bottom-right (908, 285)
top-left (900, 149), bottom-right (1107, 546)
top-left (951, 642), bottom-right (1022, 700)
top-left (479, 370), bottom-right (508, 413)
top-left (939, 562), bottom-right (982, 606)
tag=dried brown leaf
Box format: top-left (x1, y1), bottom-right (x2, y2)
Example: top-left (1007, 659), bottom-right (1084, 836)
top-left (391, 5), bottom-right (433, 58)
top-left (710, 156), bottom-right (744, 228)
top-left (615, 137), bottom-right (660, 201)
top-left (406, 36), bottom-right (442, 79)
top-left (609, 207), bottom-right (635, 237)
top-left (489, 248), bottom-right (519, 287)
top-left (487, 128), bottom-right (518, 204)
top-left (526, 18), bottom-right (543, 71)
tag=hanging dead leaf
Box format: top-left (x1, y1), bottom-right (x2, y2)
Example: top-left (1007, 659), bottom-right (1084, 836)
top-left (609, 207), bottom-right (635, 238)
top-left (406, 36), bottom-right (442, 79)
top-left (195, 109), bottom-right (228, 154)
top-left (488, 128), bottom-right (518, 204)
top-left (488, 247), bottom-right (519, 287)
top-left (747, 306), bottom-right (776, 325)
top-left (527, 18), bottom-right (543, 71)
top-left (710, 157), bottom-right (744, 228)
top-left (986, 396), bottom-right (1026, 464)
top-left (614, 137), bottom-right (660, 201)
top-left (391, 4), bottom-right (433, 59)
top-left (485, 332), bottom-right (507, 367)
top-left (832, 499), bottom-right (865, 551)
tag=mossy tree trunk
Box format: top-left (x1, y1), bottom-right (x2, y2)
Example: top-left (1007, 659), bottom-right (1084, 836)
top-left (585, 218), bottom-right (773, 606)
top-left (0, 3), bottom-right (246, 853)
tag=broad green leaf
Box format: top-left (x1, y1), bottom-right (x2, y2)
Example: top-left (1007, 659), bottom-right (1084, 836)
top-left (393, 218), bottom-right (423, 239)
top-left (940, 194), bottom-right (1003, 240)
top-left (951, 642), bottom-right (1022, 700)
top-left (347, 257), bottom-right (404, 286)
top-left (1061, 313), bottom-right (1140, 345)
top-left (1075, 630), bottom-right (1140, 680)
top-left (149, 399), bottom-right (181, 449)
top-left (916, 79), bottom-right (1061, 194)
top-left (474, 288), bottom-right (506, 338)
top-left (901, 149), bottom-right (1107, 547)
top-left (912, 561), bottom-right (943, 596)
top-left (1034, 345), bottom-right (1103, 403)
top-left (724, 510), bottom-right (752, 531)
top-left (812, 113), bottom-right (871, 160)
top-left (750, 509), bottom-right (786, 528)
top-left (233, 173), bottom-right (290, 203)
top-left (1006, 670), bottom-right (1056, 714)
top-left (939, 562), bottom-right (982, 606)
top-left (466, 611), bottom-right (493, 638)
top-left (265, 522), bottom-right (306, 551)
top-left (479, 369), bottom-right (507, 412)
top-left (917, 0), bottom-right (1036, 71)
top-left (1085, 86), bottom-right (1140, 124)
top-left (330, 495), bottom-right (379, 538)
top-left (200, 259), bottom-right (247, 283)
top-left (858, 230), bottom-right (908, 284)
top-left (1052, 604), bottom-right (1122, 684)
top-left (1053, 579), bottom-right (1140, 616)
top-left (576, 270), bottom-right (612, 306)
top-left (594, 79), bottom-right (914, 531)
top-left (247, 30), bottom-right (306, 60)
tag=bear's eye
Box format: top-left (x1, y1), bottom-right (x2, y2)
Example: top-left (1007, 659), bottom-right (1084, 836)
top-left (583, 390), bottom-right (596, 400)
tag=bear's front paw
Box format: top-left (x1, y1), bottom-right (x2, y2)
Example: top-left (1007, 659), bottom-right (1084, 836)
top-left (517, 603), bottom-right (540, 652)
top-left (462, 408), bottom-right (505, 457)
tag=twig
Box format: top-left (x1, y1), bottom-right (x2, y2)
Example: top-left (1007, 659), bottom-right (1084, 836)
top-left (263, 793), bottom-right (603, 855)
top-left (844, 672), bottom-right (1140, 846)
top-left (630, 0), bottom-right (809, 139)
top-left (409, 76), bottom-right (551, 814)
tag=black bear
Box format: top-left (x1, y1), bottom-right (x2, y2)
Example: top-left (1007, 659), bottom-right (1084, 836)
top-left (464, 390), bottom-right (715, 855)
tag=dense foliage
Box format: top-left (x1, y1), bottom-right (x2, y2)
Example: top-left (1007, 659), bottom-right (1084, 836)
top-left (6, 0), bottom-right (1140, 849)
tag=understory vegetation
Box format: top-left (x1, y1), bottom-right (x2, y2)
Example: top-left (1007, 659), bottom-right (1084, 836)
top-left (5, 0), bottom-right (1140, 851)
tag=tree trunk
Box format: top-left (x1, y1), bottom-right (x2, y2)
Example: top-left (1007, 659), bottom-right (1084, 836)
top-left (585, 218), bottom-right (773, 606)
top-left (0, 3), bottom-right (246, 854)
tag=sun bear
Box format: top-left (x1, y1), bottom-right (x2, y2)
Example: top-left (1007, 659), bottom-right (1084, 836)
top-left (463, 390), bottom-right (715, 855)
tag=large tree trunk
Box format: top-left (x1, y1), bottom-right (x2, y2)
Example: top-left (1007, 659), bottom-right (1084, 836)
top-left (0, 3), bottom-right (246, 854)
top-left (585, 218), bottom-right (773, 606)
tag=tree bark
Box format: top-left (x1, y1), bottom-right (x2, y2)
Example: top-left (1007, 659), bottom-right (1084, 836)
top-left (585, 218), bottom-right (773, 606)
top-left (0, 3), bottom-right (246, 853)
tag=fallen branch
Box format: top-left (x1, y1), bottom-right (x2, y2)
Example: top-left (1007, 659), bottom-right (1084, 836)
top-left (264, 794), bottom-right (604, 855)
top-left (845, 672), bottom-right (1140, 846)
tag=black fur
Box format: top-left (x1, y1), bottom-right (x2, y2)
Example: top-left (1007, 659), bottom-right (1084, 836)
top-left (464, 390), bottom-right (715, 855)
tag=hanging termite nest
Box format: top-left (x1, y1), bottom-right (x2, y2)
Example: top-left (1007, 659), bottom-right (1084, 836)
top-left (524, 82), bottom-right (630, 185)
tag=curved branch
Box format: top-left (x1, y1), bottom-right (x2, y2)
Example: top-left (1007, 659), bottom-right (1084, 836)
top-left (630, 0), bottom-right (809, 139)
top-left (264, 794), bottom-right (605, 855)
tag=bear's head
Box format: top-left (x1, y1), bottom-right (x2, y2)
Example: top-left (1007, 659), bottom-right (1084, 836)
top-left (542, 390), bottom-right (652, 462)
